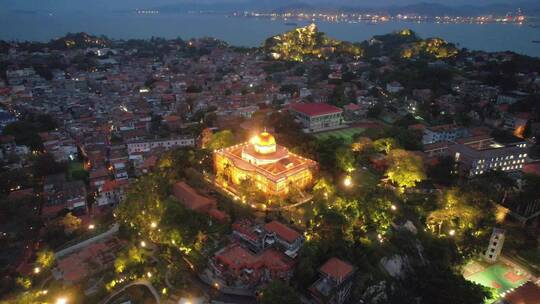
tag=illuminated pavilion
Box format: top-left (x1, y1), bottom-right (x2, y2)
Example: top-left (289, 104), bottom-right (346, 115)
top-left (214, 131), bottom-right (317, 196)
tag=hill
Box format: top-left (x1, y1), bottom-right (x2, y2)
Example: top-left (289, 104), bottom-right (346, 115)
top-left (263, 23), bottom-right (363, 61)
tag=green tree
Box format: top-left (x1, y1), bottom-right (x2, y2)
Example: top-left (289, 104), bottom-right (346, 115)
top-left (385, 149), bottom-right (425, 190)
top-left (36, 249), bottom-right (55, 269)
top-left (352, 137), bottom-right (373, 153)
top-left (427, 189), bottom-right (481, 237)
top-left (336, 146), bottom-right (355, 172)
top-left (260, 280), bottom-right (301, 304)
top-left (373, 138), bottom-right (398, 154)
top-left (207, 130), bottom-right (235, 151)
top-left (59, 212), bottom-right (81, 234)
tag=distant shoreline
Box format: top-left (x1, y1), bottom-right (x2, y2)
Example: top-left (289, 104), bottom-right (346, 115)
top-left (0, 11), bottom-right (538, 57)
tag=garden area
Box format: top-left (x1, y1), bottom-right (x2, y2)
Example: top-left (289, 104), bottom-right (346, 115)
top-left (313, 127), bottom-right (365, 142)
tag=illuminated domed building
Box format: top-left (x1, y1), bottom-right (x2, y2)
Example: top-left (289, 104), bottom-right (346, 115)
top-left (214, 131), bottom-right (317, 196)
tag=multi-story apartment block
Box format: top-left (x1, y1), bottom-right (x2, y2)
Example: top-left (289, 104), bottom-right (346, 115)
top-left (449, 140), bottom-right (528, 176)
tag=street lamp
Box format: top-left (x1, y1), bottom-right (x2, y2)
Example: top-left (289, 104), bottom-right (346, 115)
top-left (343, 175), bottom-right (353, 187)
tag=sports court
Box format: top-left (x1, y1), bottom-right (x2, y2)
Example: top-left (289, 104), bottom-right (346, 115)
top-left (314, 127), bottom-right (365, 142)
top-left (463, 260), bottom-right (529, 294)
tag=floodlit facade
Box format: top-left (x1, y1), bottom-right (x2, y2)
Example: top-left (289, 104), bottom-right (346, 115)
top-left (214, 131), bottom-right (317, 196)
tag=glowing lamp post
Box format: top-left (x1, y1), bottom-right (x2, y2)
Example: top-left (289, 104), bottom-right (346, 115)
top-left (343, 175), bottom-right (353, 188)
top-left (56, 298), bottom-right (68, 304)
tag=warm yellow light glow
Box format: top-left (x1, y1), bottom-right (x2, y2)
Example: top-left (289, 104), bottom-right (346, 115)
top-left (391, 204), bottom-right (397, 211)
top-left (449, 229), bottom-right (456, 236)
top-left (343, 175), bottom-right (353, 187)
top-left (34, 267), bottom-right (40, 274)
top-left (56, 297), bottom-right (67, 304)
top-left (140, 241), bottom-right (146, 247)
top-left (214, 130), bottom-right (316, 197)
top-left (88, 224), bottom-right (95, 230)
top-left (150, 222), bottom-right (157, 229)
top-left (147, 272), bottom-right (152, 278)
top-left (214, 282), bottom-right (220, 289)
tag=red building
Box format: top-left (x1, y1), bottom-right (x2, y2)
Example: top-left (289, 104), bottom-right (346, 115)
top-left (173, 181), bottom-right (228, 222)
top-left (211, 243), bottom-right (294, 286)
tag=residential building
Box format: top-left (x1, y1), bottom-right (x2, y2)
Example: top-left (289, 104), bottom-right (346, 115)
top-left (96, 179), bottom-right (129, 207)
top-left (289, 103), bottom-right (343, 133)
top-left (231, 219), bottom-right (304, 258)
top-left (310, 258), bottom-right (355, 304)
top-left (210, 243), bottom-right (294, 287)
top-left (422, 124), bottom-right (470, 145)
top-left (386, 81), bottom-right (404, 94)
top-left (126, 136), bottom-right (195, 155)
top-left (63, 181), bottom-right (87, 210)
top-left (172, 181), bottom-right (228, 222)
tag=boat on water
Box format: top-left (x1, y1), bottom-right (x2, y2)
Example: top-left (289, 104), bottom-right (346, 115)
top-left (285, 22), bottom-right (298, 26)
top-left (532, 40), bottom-right (540, 44)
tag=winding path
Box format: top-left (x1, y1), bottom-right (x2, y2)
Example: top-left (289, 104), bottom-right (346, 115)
top-left (99, 279), bottom-right (160, 304)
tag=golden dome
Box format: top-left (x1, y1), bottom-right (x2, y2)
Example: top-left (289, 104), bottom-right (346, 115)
top-left (250, 131), bottom-right (277, 155)
top-left (257, 132), bottom-right (276, 146)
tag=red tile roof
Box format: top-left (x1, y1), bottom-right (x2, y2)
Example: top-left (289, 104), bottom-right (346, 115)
top-left (208, 208), bottom-right (229, 223)
top-left (504, 282), bottom-right (540, 304)
top-left (290, 102), bottom-right (342, 117)
top-left (319, 258), bottom-right (354, 282)
top-left (173, 181), bottom-right (216, 212)
top-left (344, 103), bottom-right (361, 111)
top-left (264, 221), bottom-right (301, 243)
top-left (523, 163), bottom-right (540, 176)
top-left (102, 179), bottom-right (129, 193)
top-left (216, 243), bottom-right (292, 272)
